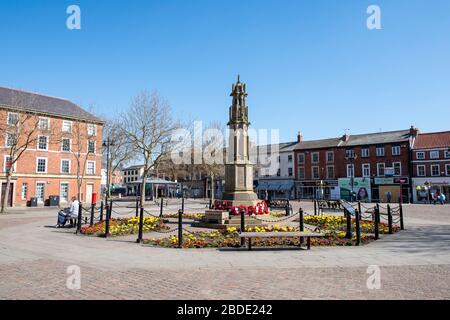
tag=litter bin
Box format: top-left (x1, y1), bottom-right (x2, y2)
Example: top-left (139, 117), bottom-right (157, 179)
top-left (49, 195), bottom-right (60, 207)
top-left (29, 197), bottom-right (38, 207)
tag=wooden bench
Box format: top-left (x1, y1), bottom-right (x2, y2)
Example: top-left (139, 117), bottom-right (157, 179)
top-left (238, 231), bottom-right (325, 251)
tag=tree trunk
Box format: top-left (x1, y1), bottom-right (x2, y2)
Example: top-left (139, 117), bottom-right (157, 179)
top-left (107, 159), bottom-right (113, 199)
top-left (140, 171), bottom-right (147, 209)
top-left (0, 172), bottom-right (12, 213)
top-left (210, 172), bottom-right (215, 205)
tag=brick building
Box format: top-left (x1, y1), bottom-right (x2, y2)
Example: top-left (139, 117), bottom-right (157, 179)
top-left (294, 128), bottom-right (416, 202)
top-left (411, 131), bottom-right (450, 203)
top-left (0, 87), bottom-right (103, 207)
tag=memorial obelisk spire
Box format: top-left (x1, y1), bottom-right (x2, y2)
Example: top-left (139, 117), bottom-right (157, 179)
top-left (221, 75), bottom-right (260, 209)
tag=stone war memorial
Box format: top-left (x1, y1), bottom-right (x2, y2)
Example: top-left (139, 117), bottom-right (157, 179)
top-left (193, 76), bottom-right (269, 229)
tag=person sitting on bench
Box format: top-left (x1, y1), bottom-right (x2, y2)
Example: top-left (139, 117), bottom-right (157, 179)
top-left (56, 196), bottom-right (79, 228)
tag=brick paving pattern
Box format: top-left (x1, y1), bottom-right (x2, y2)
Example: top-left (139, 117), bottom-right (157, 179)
top-left (0, 200), bottom-right (449, 299)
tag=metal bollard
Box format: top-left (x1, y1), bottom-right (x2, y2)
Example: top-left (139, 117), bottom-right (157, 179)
top-left (374, 204), bottom-right (380, 240)
top-left (104, 201), bottom-right (112, 238)
top-left (345, 208), bottom-right (353, 239)
top-left (76, 202), bottom-right (83, 234)
top-left (285, 200), bottom-right (290, 216)
top-left (90, 203), bottom-right (95, 226)
top-left (387, 204), bottom-right (393, 234)
top-left (399, 202), bottom-right (405, 230)
top-left (355, 209), bottom-right (361, 246)
top-left (99, 201), bottom-right (104, 221)
top-left (136, 207), bottom-right (144, 244)
top-left (357, 201), bottom-right (362, 220)
top-left (240, 209), bottom-right (245, 247)
top-left (314, 200), bottom-right (317, 216)
top-left (135, 198), bottom-right (139, 217)
top-left (178, 209), bottom-right (183, 248)
top-left (159, 197), bottom-right (164, 217)
top-left (299, 208), bottom-right (304, 246)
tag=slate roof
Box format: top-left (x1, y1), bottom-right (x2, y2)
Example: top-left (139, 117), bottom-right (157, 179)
top-left (340, 130), bottom-right (411, 147)
top-left (0, 86), bottom-right (103, 123)
top-left (414, 131), bottom-right (450, 149)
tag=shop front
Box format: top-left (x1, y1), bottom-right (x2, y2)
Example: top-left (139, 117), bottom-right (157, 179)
top-left (338, 178), bottom-right (371, 202)
top-left (412, 178), bottom-right (450, 203)
top-left (296, 180), bottom-right (340, 200)
top-left (372, 177), bottom-right (410, 203)
top-left (256, 179), bottom-right (295, 200)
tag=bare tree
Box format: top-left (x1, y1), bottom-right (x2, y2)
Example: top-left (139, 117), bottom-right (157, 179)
top-left (120, 91), bottom-right (179, 208)
top-left (199, 121), bottom-right (225, 204)
top-left (0, 92), bottom-right (53, 213)
top-left (102, 117), bottom-right (134, 198)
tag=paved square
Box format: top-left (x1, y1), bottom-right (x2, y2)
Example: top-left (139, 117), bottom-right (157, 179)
top-left (0, 201), bottom-right (449, 299)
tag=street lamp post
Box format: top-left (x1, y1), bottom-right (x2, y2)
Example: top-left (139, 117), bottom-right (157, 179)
top-left (345, 152), bottom-right (358, 202)
top-left (102, 137), bottom-right (115, 205)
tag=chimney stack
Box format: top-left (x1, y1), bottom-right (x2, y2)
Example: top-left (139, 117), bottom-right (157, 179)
top-left (341, 134), bottom-right (350, 142)
top-left (297, 131), bottom-right (303, 143)
top-left (410, 125), bottom-right (419, 137)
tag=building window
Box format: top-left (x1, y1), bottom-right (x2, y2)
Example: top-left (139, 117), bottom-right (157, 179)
top-left (60, 183), bottom-right (69, 202)
top-left (298, 167), bottom-right (305, 179)
top-left (36, 158), bottom-right (47, 173)
top-left (392, 146), bottom-right (401, 156)
top-left (5, 133), bottom-right (15, 147)
top-left (430, 150), bottom-right (440, 159)
top-left (37, 136), bottom-right (48, 150)
top-left (88, 140), bottom-right (96, 154)
top-left (86, 161), bottom-right (95, 175)
top-left (61, 160), bottom-right (70, 174)
top-left (36, 183), bottom-right (45, 202)
top-left (376, 147), bottom-right (385, 157)
top-left (87, 124), bottom-right (97, 136)
top-left (21, 183), bottom-right (28, 200)
top-left (38, 117), bottom-right (50, 130)
top-left (417, 165), bottom-right (426, 177)
top-left (7, 112), bottom-right (19, 126)
top-left (288, 167), bottom-right (293, 177)
top-left (62, 138), bottom-right (71, 152)
top-left (312, 166), bottom-right (319, 179)
top-left (377, 163), bottom-right (385, 176)
top-left (287, 155), bottom-right (293, 163)
top-left (361, 148), bottom-right (370, 158)
top-left (431, 164), bottom-right (440, 176)
top-left (311, 152), bottom-right (319, 164)
top-left (276, 169), bottom-right (281, 177)
top-left (445, 150), bottom-right (450, 159)
top-left (362, 163), bottom-right (370, 177)
top-left (446, 164), bottom-right (450, 176)
top-left (346, 164), bottom-right (354, 178)
top-left (327, 166), bottom-right (334, 179)
top-left (416, 151), bottom-right (425, 160)
top-left (393, 162), bottom-right (402, 176)
top-left (298, 153), bottom-right (305, 164)
top-left (4, 155), bottom-right (14, 173)
top-left (326, 151), bottom-right (334, 163)
top-left (345, 149), bottom-right (354, 159)
top-left (62, 120), bottom-right (72, 133)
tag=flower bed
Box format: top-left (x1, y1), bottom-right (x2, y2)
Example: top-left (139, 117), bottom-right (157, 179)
top-left (161, 213), bottom-right (205, 220)
top-left (144, 225), bottom-right (374, 248)
top-left (303, 215), bottom-right (400, 234)
top-left (80, 216), bottom-right (167, 237)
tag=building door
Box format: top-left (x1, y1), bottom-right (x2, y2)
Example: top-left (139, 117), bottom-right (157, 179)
top-left (36, 183), bottom-right (45, 203)
top-left (1, 183), bottom-right (13, 207)
top-left (86, 184), bottom-right (94, 204)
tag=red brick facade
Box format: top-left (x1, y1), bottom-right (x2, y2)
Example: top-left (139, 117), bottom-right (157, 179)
top-left (0, 109), bottom-right (103, 207)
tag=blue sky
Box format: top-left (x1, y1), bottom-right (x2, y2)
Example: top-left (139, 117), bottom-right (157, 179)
top-left (1, 0), bottom-right (449, 142)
